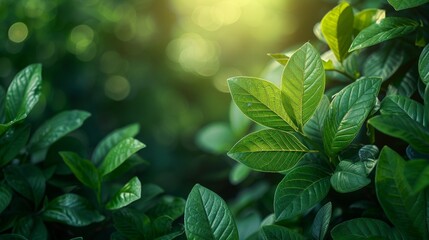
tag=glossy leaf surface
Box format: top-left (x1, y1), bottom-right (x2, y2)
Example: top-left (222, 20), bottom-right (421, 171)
top-left (60, 151), bottom-right (100, 190)
top-left (330, 161), bottom-right (371, 193)
top-left (311, 202), bottom-right (332, 240)
top-left (106, 177), bottom-right (141, 210)
top-left (419, 43), bottom-right (429, 84)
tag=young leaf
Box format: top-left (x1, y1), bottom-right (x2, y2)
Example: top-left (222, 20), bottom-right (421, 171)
top-left (349, 17), bottom-right (419, 51)
top-left (331, 218), bottom-right (405, 240)
top-left (113, 209), bottom-right (150, 239)
top-left (303, 95), bottom-right (329, 146)
top-left (311, 202), bottom-right (332, 240)
top-left (0, 125), bottom-right (30, 167)
top-left (228, 77), bottom-right (296, 131)
top-left (0, 184), bottom-right (12, 214)
top-left (368, 115), bottom-right (429, 153)
top-left (403, 159), bottom-right (429, 194)
top-left (387, 0), bottom-right (429, 10)
top-left (275, 165), bottom-right (331, 220)
top-left (99, 138), bottom-right (145, 177)
top-left (29, 110), bottom-right (91, 152)
top-left (92, 123), bottom-right (140, 166)
top-left (60, 151), bottom-right (100, 190)
top-left (282, 42), bottom-right (325, 130)
top-left (261, 225), bottom-right (305, 240)
top-left (106, 177), bottom-right (141, 210)
top-left (228, 129), bottom-right (314, 172)
top-left (419, 43), bottom-right (429, 84)
top-left (321, 2), bottom-right (354, 62)
top-left (354, 9), bottom-right (385, 32)
top-left (5, 64), bottom-right (42, 122)
top-left (43, 193), bottom-right (105, 227)
top-left (381, 95), bottom-right (425, 124)
top-left (185, 184), bottom-right (238, 240)
top-left (376, 147), bottom-right (428, 239)
top-left (3, 164), bottom-right (45, 207)
top-left (363, 43), bottom-right (404, 81)
top-left (323, 77), bottom-right (382, 157)
top-left (330, 160), bottom-right (371, 193)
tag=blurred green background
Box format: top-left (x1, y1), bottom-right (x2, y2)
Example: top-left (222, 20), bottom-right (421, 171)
top-left (0, 0), bottom-right (336, 197)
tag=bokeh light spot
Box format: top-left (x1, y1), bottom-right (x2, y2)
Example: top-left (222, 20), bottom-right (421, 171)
top-left (104, 75), bottom-right (131, 101)
top-left (8, 22), bottom-right (29, 43)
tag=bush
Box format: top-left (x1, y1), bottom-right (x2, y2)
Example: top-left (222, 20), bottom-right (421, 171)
top-left (186, 1), bottom-right (429, 239)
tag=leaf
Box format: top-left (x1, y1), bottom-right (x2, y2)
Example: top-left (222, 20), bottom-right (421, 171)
top-left (228, 77), bottom-right (296, 131)
top-left (0, 86), bottom-right (5, 123)
top-left (5, 64), bottom-right (42, 122)
top-left (381, 95), bottom-right (425, 124)
top-left (425, 84), bottom-right (429, 127)
top-left (403, 159), bottom-right (429, 194)
top-left (387, 67), bottom-right (418, 97)
top-left (312, 202), bottom-right (332, 240)
top-left (321, 2), bottom-right (354, 62)
top-left (282, 42), bottom-right (325, 130)
top-left (349, 17), bottom-right (419, 51)
top-left (387, 0), bottom-right (429, 10)
top-left (229, 163), bottom-right (251, 185)
top-left (330, 160), bottom-right (371, 193)
top-left (60, 151), bottom-right (100, 190)
top-left (196, 123), bottom-right (235, 154)
top-left (261, 225), bottom-right (305, 240)
top-left (147, 196), bottom-right (185, 221)
top-left (419, 43), bottom-right (429, 84)
top-left (113, 209), bottom-right (150, 239)
top-left (106, 177), bottom-right (141, 210)
top-left (184, 184), bottom-right (238, 240)
top-left (303, 95), bottom-right (329, 146)
top-left (13, 217), bottom-right (48, 240)
top-left (331, 218), bottom-right (405, 240)
top-left (228, 129), bottom-right (314, 172)
top-left (376, 147), bottom-right (428, 239)
top-left (268, 53), bottom-right (290, 66)
top-left (229, 101), bottom-right (251, 137)
top-left (43, 193), bottom-right (105, 227)
top-left (3, 164), bottom-right (45, 207)
top-left (103, 155), bottom-right (148, 181)
top-left (92, 123), bottom-right (140, 166)
top-left (368, 115), bottom-right (429, 153)
top-left (29, 110), bottom-right (91, 152)
top-left (0, 184), bottom-right (12, 214)
top-left (99, 138), bottom-right (145, 177)
top-left (323, 77), bottom-right (382, 157)
top-left (354, 9), bottom-right (385, 32)
top-left (0, 125), bottom-right (30, 167)
top-left (363, 43), bottom-right (405, 81)
top-left (275, 165), bottom-right (331, 220)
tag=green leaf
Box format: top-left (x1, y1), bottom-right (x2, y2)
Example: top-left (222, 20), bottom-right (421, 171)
top-left (381, 95), bottom-right (425, 124)
top-left (60, 151), bottom-right (100, 190)
top-left (363, 43), bottom-right (404, 81)
top-left (113, 209), bottom-right (150, 239)
top-left (228, 77), bottom-right (296, 131)
top-left (5, 64), bottom-right (42, 122)
top-left (312, 202), bottom-right (332, 240)
top-left (196, 123), bottom-right (235, 154)
top-left (13, 217), bottom-right (47, 240)
top-left (404, 159), bottom-right (429, 194)
top-left (185, 184), bottom-right (238, 240)
top-left (106, 177), bottom-right (141, 210)
top-left (419, 43), bottom-right (429, 84)
top-left (92, 123), bottom-right (140, 166)
top-left (0, 234), bottom-right (28, 240)
top-left (103, 155), bottom-right (148, 181)
top-left (147, 196), bottom-right (185, 221)
top-left (323, 77), bottom-right (382, 157)
top-left (268, 53), bottom-right (290, 66)
top-left (3, 164), bottom-right (45, 207)
top-left (387, 67), bottom-right (418, 97)
top-left (43, 193), bottom-right (105, 227)
top-left (376, 147), bottom-right (428, 239)
top-left (99, 138), bottom-right (145, 177)
top-left (354, 9), bottom-right (385, 32)
top-left (0, 125), bottom-right (30, 167)
top-left (29, 110), bottom-right (90, 152)
top-left (331, 218), bottom-right (405, 240)
top-left (330, 160), bottom-right (371, 193)
top-left (261, 225), bottom-right (305, 240)
top-left (321, 2), bottom-right (354, 62)
top-left (368, 115), bottom-right (429, 153)
top-left (275, 165), bottom-right (331, 220)
top-left (303, 95), bottom-right (329, 146)
top-left (349, 17), bottom-right (419, 51)
top-left (282, 42), bottom-right (325, 130)
top-left (229, 163), bottom-right (251, 185)
top-left (387, 0), bottom-right (429, 10)
top-left (0, 184), bottom-right (12, 214)
top-left (0, 86), bottom-right (5, 122)
top-left (228, 129), bottom-right (314, 172)
top-left (229, 101), bottom-right (251, 137)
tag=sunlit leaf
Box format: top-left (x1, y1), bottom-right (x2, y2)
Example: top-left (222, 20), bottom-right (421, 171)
top-left (312, 202), bottom-right (332, 240)
top-left (268, 53), bottom-right (290, 66)
top-left (185, 184), bottom-right (238, 240)
top-left (330, 160), bottom-right (371, 193)
top-left (261, 225), bottom-right (305, 240)
top-left (349, 17), bottom-right (419, 51)
top-left (29, 110), bottom-right (90, 152)
top-left (228, 77), bottom-right (296, 131)
top-left (43, 193), bottom-right (105, 227)
top-left (60, 151), bottom-right (100, 190)
top-left (321, 2), bottom-right (354, 62)
top-left (275, 165), bottom-right (331, 220)
top-left (323, 77), bottom-right (382, 157)
top-left (363, 43), bottom-right (404, 81)
top-left (419, 43), bottom-right (429, 84)
top-left (331, 218), bottom-right (405, 240)
top-left (106, 177), bottom-right (141, 210)
top-left (354, 9), bottom-right (385, 32)
top-left (376, 147), bottom-right (428, 239)
top-left (387, 0), bottom-right (429, 10)
top-left (228, 129), bottom-right (314, 172)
